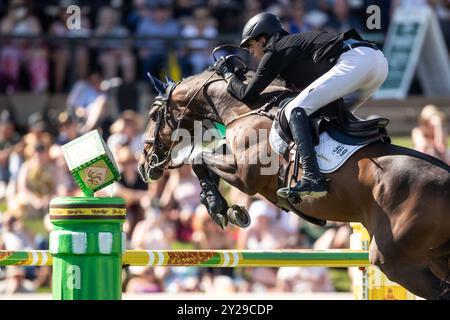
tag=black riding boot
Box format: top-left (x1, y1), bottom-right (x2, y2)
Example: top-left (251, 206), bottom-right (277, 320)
top-left (277, 108), bottom-right (328, 199)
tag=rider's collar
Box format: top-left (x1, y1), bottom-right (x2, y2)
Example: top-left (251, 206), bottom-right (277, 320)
top-left (263, 30), bottom-right (289, 53)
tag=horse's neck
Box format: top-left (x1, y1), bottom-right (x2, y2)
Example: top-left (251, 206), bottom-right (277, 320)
top-left (220, 104), bottom-right (251, 125)
top-left (199, 94), bottom-right (250, 125)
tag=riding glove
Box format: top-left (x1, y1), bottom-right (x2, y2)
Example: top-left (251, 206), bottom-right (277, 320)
top-left (211, 57), bottom-right (235, 80)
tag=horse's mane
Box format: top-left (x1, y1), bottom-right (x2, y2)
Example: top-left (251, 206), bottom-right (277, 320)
top-left (181, 69), bottom-right (291, 108)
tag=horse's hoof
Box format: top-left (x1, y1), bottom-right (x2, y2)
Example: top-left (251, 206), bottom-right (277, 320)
top-left (211, 213), bottom-right (228, 230)
top-left (227, 205), bottom-right (251, 228)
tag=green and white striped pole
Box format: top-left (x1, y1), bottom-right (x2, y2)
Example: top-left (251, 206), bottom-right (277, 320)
top-left (49, 196), bottom-right (126, 300)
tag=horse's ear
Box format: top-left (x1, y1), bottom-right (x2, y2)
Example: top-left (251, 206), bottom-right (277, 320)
top-left (165, 75), bottom-right (175, 85)
top-left (147, 72), bottom-right (168, 94)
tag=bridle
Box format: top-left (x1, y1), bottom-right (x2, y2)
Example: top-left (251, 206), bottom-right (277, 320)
top-left (143, 47), bottom-right (249, 173)
top-left (143, 72), bottom-right (222, 171)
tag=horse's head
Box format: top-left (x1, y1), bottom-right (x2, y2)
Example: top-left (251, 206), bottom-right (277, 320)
top-left (138, 73), bottom-right (180, 182)
top-left (138, 71), bottom-right (223, 182)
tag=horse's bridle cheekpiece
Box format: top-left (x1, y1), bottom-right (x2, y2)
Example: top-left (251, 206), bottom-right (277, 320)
top-left (143, 74), bottom-right (179, 171)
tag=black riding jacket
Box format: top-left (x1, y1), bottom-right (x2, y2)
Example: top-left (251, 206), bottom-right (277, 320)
top-left (227, 29), bottom-right (363, 105)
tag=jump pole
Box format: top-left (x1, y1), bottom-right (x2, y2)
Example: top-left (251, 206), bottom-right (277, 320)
top-left (0, 229), bottom-right (414, 300)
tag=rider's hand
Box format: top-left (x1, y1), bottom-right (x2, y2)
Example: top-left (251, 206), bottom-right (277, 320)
top-left (211, 57), bottom-right (235, 80)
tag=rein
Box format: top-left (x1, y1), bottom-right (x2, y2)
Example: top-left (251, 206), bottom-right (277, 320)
top-left (225, 91), bottom-right (290, 127)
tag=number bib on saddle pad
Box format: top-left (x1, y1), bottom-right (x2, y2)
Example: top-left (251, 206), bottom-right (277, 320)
top-left (270, 124), bottom-right (366, 174)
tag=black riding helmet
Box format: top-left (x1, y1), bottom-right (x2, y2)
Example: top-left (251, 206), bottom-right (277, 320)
top-left (240, 12), bottom-right (285, 48)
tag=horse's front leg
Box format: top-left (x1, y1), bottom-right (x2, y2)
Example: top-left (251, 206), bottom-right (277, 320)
top-left (192, 164), bottom-right (229, 229)
top-left (193, 156), bottom-right (252, 229)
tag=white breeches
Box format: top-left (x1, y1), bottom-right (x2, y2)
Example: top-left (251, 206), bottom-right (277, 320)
top-left (284, 46), bottom-right (389, 119)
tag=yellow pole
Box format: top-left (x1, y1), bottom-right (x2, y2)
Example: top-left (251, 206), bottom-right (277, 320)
top-left (350, 223), bottom-right (415, 300)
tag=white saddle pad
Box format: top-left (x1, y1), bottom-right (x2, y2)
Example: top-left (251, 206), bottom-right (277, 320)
top-left (270, 124), bottom-right (366, 173)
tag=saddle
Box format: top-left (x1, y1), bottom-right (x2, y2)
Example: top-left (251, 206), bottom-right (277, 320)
top-left (269, 96), bottom-right (391, 227)
top-left (275, 96), bottom-right (390, 151)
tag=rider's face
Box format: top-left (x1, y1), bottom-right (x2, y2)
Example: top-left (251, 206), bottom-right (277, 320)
top-left (247, 38), bottom-right (266, 60)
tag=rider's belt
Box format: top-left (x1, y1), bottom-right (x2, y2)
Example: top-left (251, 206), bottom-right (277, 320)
top-left (342, 41), bottom-right (378, 53)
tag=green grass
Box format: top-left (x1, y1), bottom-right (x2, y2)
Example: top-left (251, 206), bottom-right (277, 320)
top-left (391, 136), bottom-right (450, 149)
top-left (391, 136), bottom-right (414, 148)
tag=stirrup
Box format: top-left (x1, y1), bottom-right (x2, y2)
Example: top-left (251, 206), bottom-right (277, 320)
top-left (277, 176), bottom-right (329, 202)
top-left (277, 175), bottom-right (303, 203)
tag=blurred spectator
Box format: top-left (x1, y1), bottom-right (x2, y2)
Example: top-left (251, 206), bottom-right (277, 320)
top-left (15, 135), bottom-right (57, 218)
top-left (313, 222), bottom-right (352, 250)
top-left (1, 213), bottom-right (34, 250)
top-left (209, 0), bottom-right (244, 33)
top-left (107, 110), bottom-right (144, 158)
top-left (55, 111), bottom-right (81, 146)
top-left (131, 207), bottom-right (177, 249)
top-left (0, 0), bottom-right (48, 93)
top-left (0, 266), bottom-right (36, 294)
top-left (283, 0), bottom-right (313, 33)
top-left (303, 9), bottom-right (329, 30)
top-left (127, 0), bottom-right (151, 31)
top-left (113, 146), bottom-right (149, 238)
top-left (95, 7), bottom-right (136, 83)
top-left (0, 112), bottom-right (22, 198)
top-left (240, 199), bottom-right (290, 250)
top-left (26, 112), bottom-right (49, 138)
top-left (175, 207), bottom-right (195, 243)
top-left (412, 104), bottom-right (448, 163)
top-left (181, 7), bottom-right (218, 74)
top-left (324, 0), bottom-right (364, 33)
top-left (276, 266), bottom-right (334, 293)
top-left (136, 2), bottom-right (180, 79)
top-left (159, 165), bottom-right (202, 212)
top-left (48, 5), bottom-right (91, 92)
top-left (205, 274), bottom-right (239, 293)
top-left (65, 69), bottom-right (110, 135)
top-left (173, 0), bottom-right (197, 20)
top-left (192, 205), bottom-right (235, 249)
top-left (48, 144), bottom-right (79, 197)
top-left (125, 266), bottom-right (164, 293)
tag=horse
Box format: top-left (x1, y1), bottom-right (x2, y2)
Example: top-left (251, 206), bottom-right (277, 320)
top-left (138, 69), bottom-right (450, 300)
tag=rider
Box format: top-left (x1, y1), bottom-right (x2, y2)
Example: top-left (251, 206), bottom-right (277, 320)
top-left (212, 12), bottom-right (388, 200)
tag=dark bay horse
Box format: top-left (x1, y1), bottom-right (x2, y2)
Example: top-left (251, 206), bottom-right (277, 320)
top-left (138, 70), bottom-right (450, 300)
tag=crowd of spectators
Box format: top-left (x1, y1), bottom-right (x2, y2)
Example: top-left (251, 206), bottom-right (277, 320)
top-left (5, 0), bottom-right (448, 94)
top-left (0, 0), bottom-right (449, 296)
